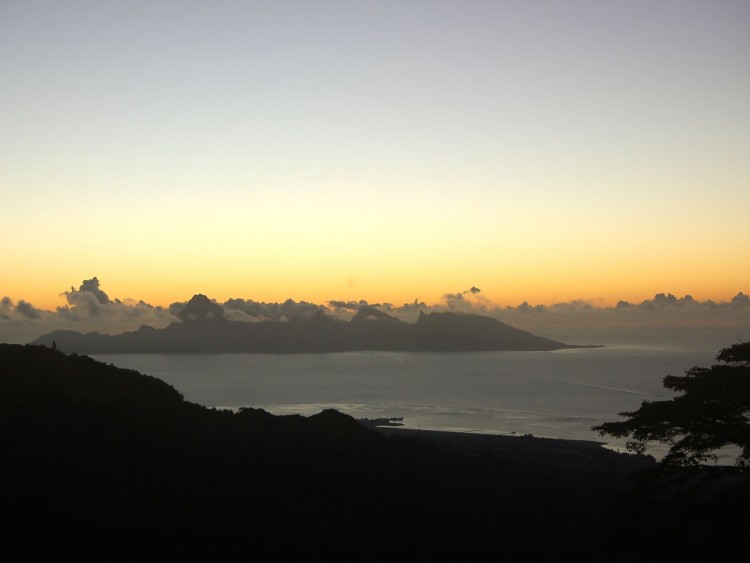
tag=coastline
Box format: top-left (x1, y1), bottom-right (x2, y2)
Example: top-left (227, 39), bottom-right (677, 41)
top-left (373, 425), bottom-right (655, 474)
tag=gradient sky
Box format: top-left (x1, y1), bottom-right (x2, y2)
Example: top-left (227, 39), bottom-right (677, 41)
top-left (2, 0), bottom-right (749, 310)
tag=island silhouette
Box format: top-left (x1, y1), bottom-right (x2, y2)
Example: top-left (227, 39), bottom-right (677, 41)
top-left (31, 294), bottom-right (595, 354)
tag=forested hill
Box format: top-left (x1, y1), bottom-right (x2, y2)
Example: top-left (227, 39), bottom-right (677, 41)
top-left (31, 304), bottom-right (584, 354)
top-left (0, 344), bottom-right (741, 561)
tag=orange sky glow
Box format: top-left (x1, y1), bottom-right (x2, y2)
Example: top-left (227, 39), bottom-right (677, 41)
top-left (2, 2), bottom-right (749, 313)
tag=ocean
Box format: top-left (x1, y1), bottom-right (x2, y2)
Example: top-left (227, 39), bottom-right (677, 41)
top-left (94, 328), bottom-right (743, 462)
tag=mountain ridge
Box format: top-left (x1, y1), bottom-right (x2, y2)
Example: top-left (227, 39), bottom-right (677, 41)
top-left (31, 297), bottom-right (595, 353)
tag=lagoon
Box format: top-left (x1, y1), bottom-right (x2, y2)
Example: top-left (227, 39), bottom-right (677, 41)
top-left (95, 332), bottom-right (734, 460)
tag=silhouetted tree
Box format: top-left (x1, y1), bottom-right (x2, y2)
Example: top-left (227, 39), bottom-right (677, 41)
top-left (594, 342), bottom-right (750, 466)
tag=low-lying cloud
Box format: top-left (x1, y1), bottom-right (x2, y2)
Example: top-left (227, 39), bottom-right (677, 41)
top-left (221, 298), bottom-right (325, 322)
top-left (1, 278), bottom-right (748, 344)
top-left (0, 277), bottom-right (178, 343)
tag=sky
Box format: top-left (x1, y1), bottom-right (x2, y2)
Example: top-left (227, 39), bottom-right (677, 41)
top-left (2, 0), bottom-right (749, 313)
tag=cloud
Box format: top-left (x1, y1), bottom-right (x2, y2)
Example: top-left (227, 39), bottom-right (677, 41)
top-left (515, 301), bottom-right (548, 313)
top-left (222, 297), bottom-right (325, 321)
top-left (495, 292), bottom-right (750, 333)
top-left (439, 286), bottom-right (493, 314)
top-left (548, 300), bottom-right (596, 313)
top-left (15, 300), bottom-right (41, 320)
top-left (392, 299), bottom-right (429, 314)
top-left (327, 300), bottom-right (369, 313)
top-left (76, 277), bottom-right (110, 305)
top-left (0, 278), bottom-right (180, 343)
top-left (60, 277), bottom-right (112, 317)
top-left (1, 297), bottom-right (51, 322)
top-left (638, 293), bottom-right (682, 310)
top-left (732, 292), bottom-right (750, 308)
top-left (0, 297), bottom-right (58, 343)
top-left (1, 278), bottom-right (748, 345)
top-left (1, 297), bottom-right (14, 320)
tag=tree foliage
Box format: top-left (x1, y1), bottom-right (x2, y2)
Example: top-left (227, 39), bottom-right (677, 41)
top-left (594, 342), bottom-right (750, 467)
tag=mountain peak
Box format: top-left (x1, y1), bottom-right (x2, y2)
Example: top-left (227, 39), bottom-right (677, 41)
top-left (178, 294), bottom-right (225, 322)
top-left (350, 306), bottom-right (400, 324)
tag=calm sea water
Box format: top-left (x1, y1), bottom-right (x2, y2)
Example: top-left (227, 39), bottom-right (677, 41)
top-left (94, 333), bottom-right (738, 460)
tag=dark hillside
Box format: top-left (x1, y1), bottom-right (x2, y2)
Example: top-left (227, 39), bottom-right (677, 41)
top-left (0, 345), bottom-right (744, 561)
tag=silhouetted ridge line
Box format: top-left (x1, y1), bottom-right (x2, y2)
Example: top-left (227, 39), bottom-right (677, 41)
top-left (178, 293), bottom-right (225, 322)
top-left (31, 301), bottom-right (593, 354)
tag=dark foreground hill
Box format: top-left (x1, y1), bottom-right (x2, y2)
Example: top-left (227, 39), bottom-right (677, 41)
top-left (32, 301), bottom-right (586, 354)
top-left (1, 344), bottom-right (745, 561)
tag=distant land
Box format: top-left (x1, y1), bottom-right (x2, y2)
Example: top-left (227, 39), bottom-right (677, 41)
top-left (31, 294), bottom-right (593, 354)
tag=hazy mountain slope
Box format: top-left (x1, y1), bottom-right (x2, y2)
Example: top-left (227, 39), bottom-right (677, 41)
top-left (31, 298), bottom-right (581, 354)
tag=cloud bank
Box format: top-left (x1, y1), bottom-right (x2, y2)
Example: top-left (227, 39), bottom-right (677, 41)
top-left (1, 278), bottom-right (177, 343)
top-left (1, 278), bottom-right (749, 344)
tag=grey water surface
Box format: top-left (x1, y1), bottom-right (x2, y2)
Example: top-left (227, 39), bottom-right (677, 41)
top-left (95, 332), bottom-right (736, 460)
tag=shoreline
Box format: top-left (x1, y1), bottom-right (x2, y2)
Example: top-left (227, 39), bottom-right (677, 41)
top-left (372, 425), bottom-right (655, 472)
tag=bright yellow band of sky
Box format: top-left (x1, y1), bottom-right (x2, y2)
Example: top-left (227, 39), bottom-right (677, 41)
top-left (2, 2), bottom-right (749, 310)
